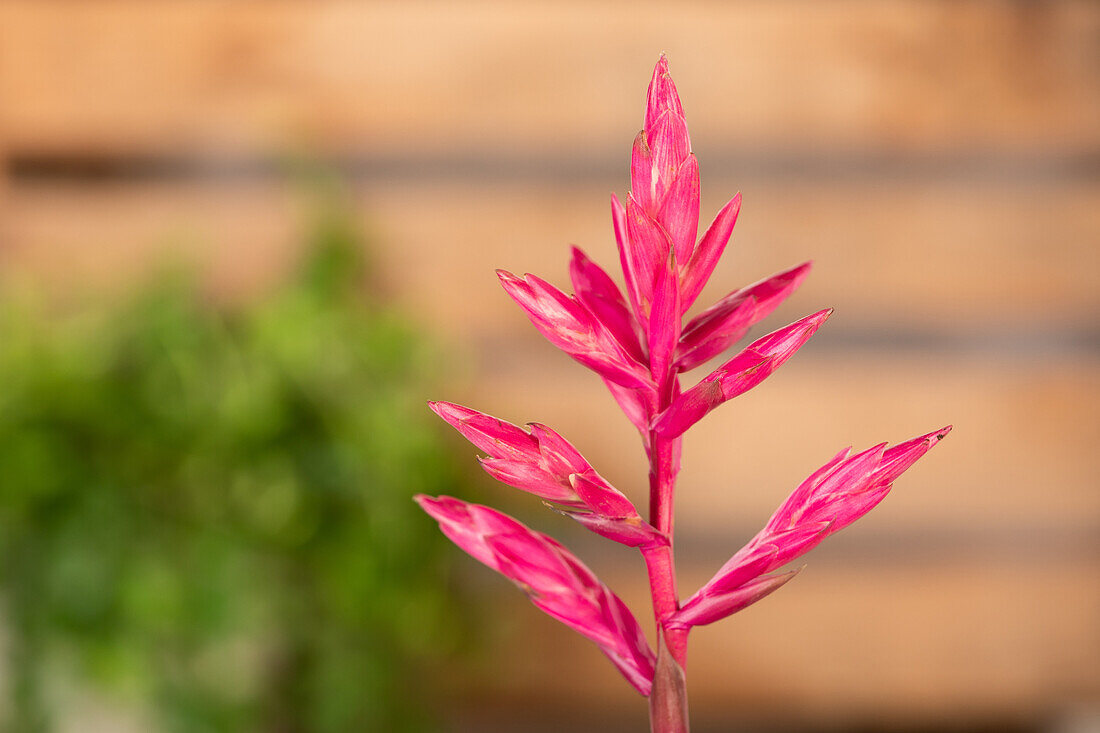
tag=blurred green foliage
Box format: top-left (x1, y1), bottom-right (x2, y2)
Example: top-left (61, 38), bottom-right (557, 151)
top-left (0, 210), bottom-right (478, 732)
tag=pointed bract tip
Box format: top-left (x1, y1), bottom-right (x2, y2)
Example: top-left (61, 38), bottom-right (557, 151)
top-left (790, 261), bottom-right (813, 277)
top-left (792, 308), bottom-right (833, 335)
top-left (910, 425), bottom-right (953, 447)
top-left (646, 53), bottom-right (684, 127)
top-left (929, 425), bottom-right (953, 444)
top-left (413, 493), bottom-right (442, 515)
top-left (808, 308), bottom-right (834, 327)
top-left (426, 400), bottom-right (462, 421)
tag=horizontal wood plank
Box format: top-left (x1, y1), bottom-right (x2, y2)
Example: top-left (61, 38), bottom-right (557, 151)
top-left (3, 179), bottom-right (1097, 332)
top-left (1, 0), bottom-right (1097, 157)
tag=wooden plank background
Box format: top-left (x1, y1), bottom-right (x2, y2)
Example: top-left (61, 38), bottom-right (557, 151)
top-left (1, 1), bottom-right (1097, 730)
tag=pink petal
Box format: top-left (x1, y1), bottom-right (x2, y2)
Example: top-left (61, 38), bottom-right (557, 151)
top-left (646, 250), bottom-right (682, 380)
top-left (702, 428), bottom-right (950, 596)
top-left (670, 569), bottom-right (801, 629)
top-left (874, 425), bottom-right (952, 486)
top-left (630, 130), bottom-right (656, 215)
top-left (569, 246), bottom-right (645, 362)
top-left (673, 294), bottom-right (758, 372)
top-left (645, 54), bottom-right (684, 134)
top-left (569, 472), bottom-right (638, 519)
top-left (488, 532), bottom-right (577, 594)
top-left (675, 262), bottom-right (813, 371)
top-left (791, 444), bottom-right (886, 524)
top-left (656, 154), bottom-right (701, 264)
top-left (478, 457), bottom-right (577, 504)
top-left (647, 112), bottom-right (691, 207)
top-left (562, 510), bottom-right (669, 549)
top-left (680, 194), bottom-right (742, 312)
top-left (603, 379), bottom-right (651, 435)
top-left (611, 193), bottom-right (644, 321)
top-left (826, 483), bottom-right (892, 535)
top-left (414, 495), bottom-right (504, 570)
top-left (654, 309), bottom-right (832, 438)
top-left (527, 422), bottom-right (590, 475)
top-left (766, 447), bottom-right (852, 531)
top-left (428, 401), bottom-right (539, 461)
top-left (498, 269), bottom-right (652, 389)
top-left (642, 57), bottom-right (690, 206)
top-left (707, 522), bottom-right (829, 595)
top-left (416, 496), bottom-right (656, 696)
top-left (497, 270), bottom-right (590, 349)
top-left (625, 195), bottom-right (674, 310)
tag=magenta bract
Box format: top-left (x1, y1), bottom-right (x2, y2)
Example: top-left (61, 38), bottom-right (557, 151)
top-left (416, 55), bottom-right (949, 729)
top-left (677, 427), bottom-right (952, 626)
top-left (415, 495), bottom-right (656, 695)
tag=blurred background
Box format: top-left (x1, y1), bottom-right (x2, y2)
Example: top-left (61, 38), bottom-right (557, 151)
top-left (0, 2), bottom-right (1097, 732)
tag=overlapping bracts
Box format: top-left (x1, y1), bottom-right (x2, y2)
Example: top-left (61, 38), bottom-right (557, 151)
top-left (417, 55), bottom-right (949, 702)
top-left (670, 428), bottom-right (951, 629)
top-left (414, 496), bottom-right (657, 695)
top-left (429, 401), bottom-right (667, 548)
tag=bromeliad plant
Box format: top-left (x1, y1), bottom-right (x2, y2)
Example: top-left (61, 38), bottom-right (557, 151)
top-left (416, 56), bottom-right (949, 732)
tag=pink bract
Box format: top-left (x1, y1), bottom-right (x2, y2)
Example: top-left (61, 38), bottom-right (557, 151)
top-left (417, 55), bottom-right (949, 733)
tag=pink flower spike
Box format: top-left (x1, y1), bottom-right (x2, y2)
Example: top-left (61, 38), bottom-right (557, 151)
top-left (675, 262), bottom-right (813, 372)
top-left (654, 309), bottom-right (832, 439)
top-left (633, 56), bottom-right (691, 219)
top-left (497, 269), bottom-right (653, 389)
top-left (431, 403), bottom-right (655, 545)
top-left (415, 495), bottom-right (657, 695)
top-left (667, 569), bottom-right (801, 629)
top-left (423, 57), bottom-right (952, 726)
top-left (685, 428), bottom-right (950, 610)
top-left (645, 54), bottom-right (685, 136)
top-left (680, 193), bottom-right (742, 312)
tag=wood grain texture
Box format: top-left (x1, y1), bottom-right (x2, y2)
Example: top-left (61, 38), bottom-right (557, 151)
top-left (1, 1), bottom-right (1097, 156)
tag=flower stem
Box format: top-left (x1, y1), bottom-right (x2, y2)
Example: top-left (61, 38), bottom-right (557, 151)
top-left (644, 423), bottom-right (690, 730)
